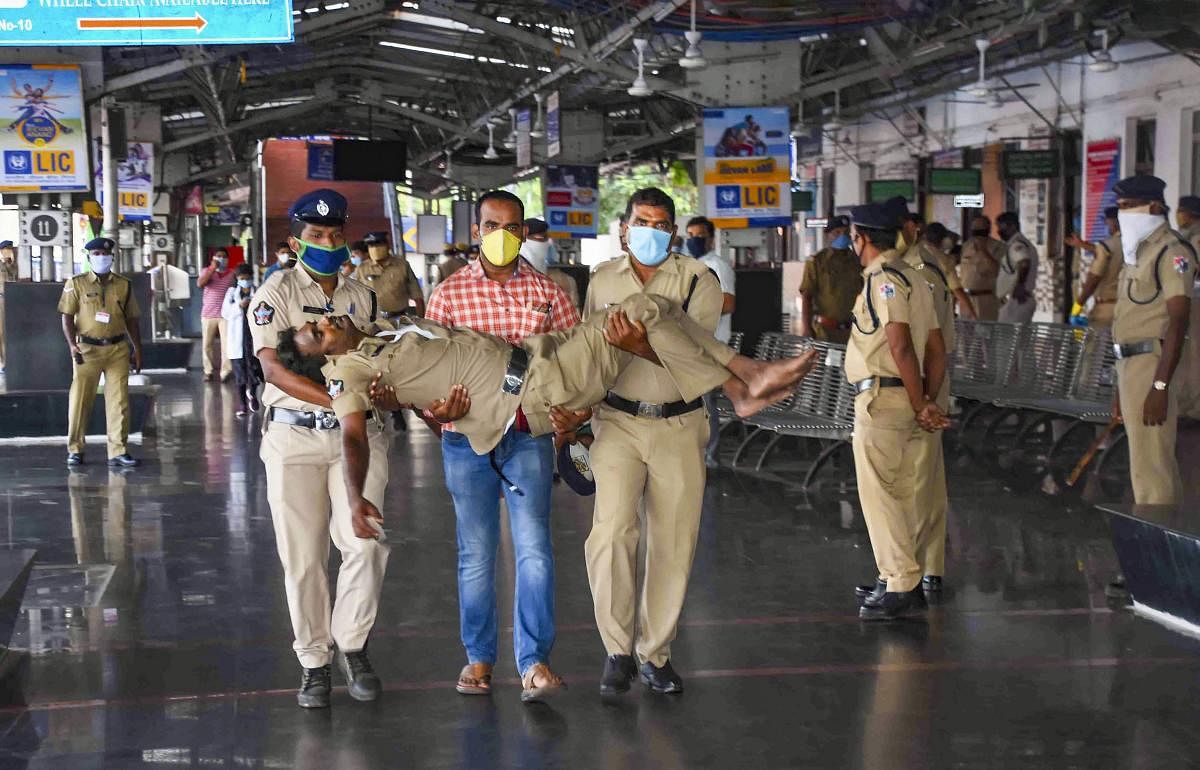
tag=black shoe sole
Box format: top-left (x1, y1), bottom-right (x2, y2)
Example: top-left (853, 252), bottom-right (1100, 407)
top-left (640, 673), bottom-right (683, 694)
top-left (599, 680), bottom-right (632, 696)
top-left (297, 695), bottom-right (331, 709)
top-left (858, 605), bottom-right (922, 621)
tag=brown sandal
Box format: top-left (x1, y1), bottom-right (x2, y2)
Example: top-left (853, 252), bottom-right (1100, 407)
top-left (520, 662), bottom-right (566, 703)
top-left (456, 663), bottom-right (493, 695)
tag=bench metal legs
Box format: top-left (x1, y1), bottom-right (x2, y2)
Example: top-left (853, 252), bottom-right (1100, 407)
top-left (802, 440), bottom-right (852, 489)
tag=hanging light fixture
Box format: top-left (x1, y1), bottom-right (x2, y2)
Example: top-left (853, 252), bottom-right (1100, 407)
top-left (503, 107), bottom-right (517, 150)
top-left (531, 93), bottom-right (546, 138)
top-left (1089, 29), bottom-right (1119, 73)
top-left (628, 38), bottom-right (653, 97)
top-left (483, 123), bottom-right (499, 160)
top-left (679, 0), bottom-right (706, 69)
top-left (824, 90), bottom-right (843, 132)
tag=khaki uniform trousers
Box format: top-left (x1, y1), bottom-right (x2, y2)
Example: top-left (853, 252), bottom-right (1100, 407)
top-left (911, 380), bottom-right (949, 578)
top-left (261, 421), bottom-right (391, 668)
top-left (1117, 353), bottom-right (1183, 505)
top-left (201, 316), bottom-right (232, 378)
top-left (68, 340), bottom-right (131, 459)
top-left (586, 405), bottom-right (708, 667)
top-left (852, 387), bottom-right (925, 593)
top-left (968, 294), bottom-right (1000, 322)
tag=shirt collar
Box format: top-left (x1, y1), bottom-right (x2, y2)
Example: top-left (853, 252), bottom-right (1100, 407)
top-left (615, 252), bottom-right (685, 276)
top-left (861, 252), bottom-right (891, 276)
top-left (465, 257), bottom-right (533, 284)
top-left (295, 262), bottom-right (347, 293)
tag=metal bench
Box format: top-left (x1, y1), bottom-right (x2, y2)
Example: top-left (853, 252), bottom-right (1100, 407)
top-left (950, 319), bottom-right (1023, 431)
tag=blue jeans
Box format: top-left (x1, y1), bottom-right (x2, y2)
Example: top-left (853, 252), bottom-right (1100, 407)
top-left (441, 428), bottom-right (556, 673)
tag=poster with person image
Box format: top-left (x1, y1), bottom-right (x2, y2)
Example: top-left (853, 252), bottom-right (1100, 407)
top-left (702, 106), bottom-right (791, 229)
top-left (0, 64), bottom-right (89, 192)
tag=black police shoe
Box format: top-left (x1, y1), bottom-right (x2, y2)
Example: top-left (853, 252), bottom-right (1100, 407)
top-left (599, 654), bottom-right (637, 696)
top-left (640, 660), bottom-right (684, 694)
top-left (107, 454), bottom-right (140, 468)
top-left (338, 647), bottom-right (381, 702)
top-left (297, 665), bottom-right (332, 709)
top-left (859, 588), bottom-right (926, 621)
top-left (66, 453), bottom-right (84, 466)
top-left (855, 578), bottom-right (887, 603)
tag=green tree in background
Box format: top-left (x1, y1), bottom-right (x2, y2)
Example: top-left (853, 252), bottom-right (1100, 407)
top-left (599, 161), bottom-right (698, 229)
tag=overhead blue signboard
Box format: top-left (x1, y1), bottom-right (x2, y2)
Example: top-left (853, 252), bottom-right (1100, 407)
top-left (0, 0), bottom-right (294, 46)
top-left (307, 142), bottom-right (334, 181)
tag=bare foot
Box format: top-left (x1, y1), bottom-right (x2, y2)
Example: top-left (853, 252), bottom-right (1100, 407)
top-left (745, 349), bottom-right (817, 398)
top-left (726, 380), bottom-right (796, 418)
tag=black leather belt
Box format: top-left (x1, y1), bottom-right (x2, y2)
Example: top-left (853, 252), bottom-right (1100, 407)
top-left (79, 334), bottom-right (126, 346)
top-left (503, 346), bottom-right (529, 395)
top-left (964, 289), bottom-right (993, 296)
top-left (854, 376), bottom-right (904, 394)
top-left (1113, 340), bottom-right (1157, 359)
top-left (603, 392), bottom-right (704, 419)
top-left (269, 406), bottom-right (343, 430)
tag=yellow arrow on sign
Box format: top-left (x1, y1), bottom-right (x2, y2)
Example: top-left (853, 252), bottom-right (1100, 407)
top-left (403, 225), bottom-right (416, 251)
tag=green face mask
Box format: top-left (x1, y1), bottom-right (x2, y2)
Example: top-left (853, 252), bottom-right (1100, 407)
top-left (296, 239), bottom-right (351, 276)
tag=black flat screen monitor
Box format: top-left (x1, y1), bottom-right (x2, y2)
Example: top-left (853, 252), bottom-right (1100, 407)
top-left (333, 139), bottom-right (406, 182)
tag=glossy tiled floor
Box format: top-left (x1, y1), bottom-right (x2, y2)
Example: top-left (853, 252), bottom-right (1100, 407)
top-left (1, 374), bottom-right (1199, 769)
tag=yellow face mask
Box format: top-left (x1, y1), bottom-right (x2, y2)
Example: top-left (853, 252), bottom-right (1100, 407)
top-left (481, 229), bottom-right (522, 267)
top-left (367, 244), bottom-right (389, 261)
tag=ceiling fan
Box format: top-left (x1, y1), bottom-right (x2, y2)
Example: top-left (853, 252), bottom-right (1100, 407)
top-left (961, 38), bottom-right (1039, 100)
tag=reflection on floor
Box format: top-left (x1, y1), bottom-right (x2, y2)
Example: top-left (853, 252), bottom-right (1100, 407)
top-left (0, 374), bottom-right (1198, 768)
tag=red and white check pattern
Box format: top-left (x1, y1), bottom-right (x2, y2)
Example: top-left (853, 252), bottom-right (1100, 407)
top-left (426, 258), bottom-right (579, 342)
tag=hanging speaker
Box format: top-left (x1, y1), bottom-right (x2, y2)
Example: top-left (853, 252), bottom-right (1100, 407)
top-left (109, 107), bottom-right (128, 162)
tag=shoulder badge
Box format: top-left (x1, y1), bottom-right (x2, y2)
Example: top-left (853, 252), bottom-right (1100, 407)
top-left (1173, 255), bottom-right (1191, 274)
top-left (253, 301), bottom-right (276, 326)
top-left (878, 282), bottom-right (896, 300)
top-left (327, 379), bottom-right (344, 399)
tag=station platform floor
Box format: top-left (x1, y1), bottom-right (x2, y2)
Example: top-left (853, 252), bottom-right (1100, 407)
top-left (1, 373), bottom-right (1199, 768)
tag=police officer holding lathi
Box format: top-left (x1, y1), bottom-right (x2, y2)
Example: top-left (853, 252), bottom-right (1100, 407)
top-left (250, 190), bottom-right (392, 709)
top-left (798, 214), bottom-right (862, 343)
top-left (1110, 175), bottom-right (1193, 505)
top-left (843, 202), bottom-right (949, 621)
top-left (58, 237), bottom-right (142, 468)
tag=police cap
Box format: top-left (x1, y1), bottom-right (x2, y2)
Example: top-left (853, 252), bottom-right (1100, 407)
top-left (848, 203), bottom-right (895, 231)
top-left (824, 214), bottom-right (850, 231)
top-left (1178, 196), bottom-right (1200, 217)
top-left (0, 240), bottom-right (12, 249)
top-left (1103, 205), bottom-right (1119, 220)
top-left (881, 196), bottom-right (910, 227)
top-left (84, 237), bottom-right (115, 252)
top-left (557, 441), bottom-right (596, 496)
top-left (288, 189), bottom-right (348, 226)
top-left (363, 231), bottom-right (390, 245)
top-left (524, 218), bottom-right (549, 236)
top-left (1112, 175), bottom-right (1166, 203)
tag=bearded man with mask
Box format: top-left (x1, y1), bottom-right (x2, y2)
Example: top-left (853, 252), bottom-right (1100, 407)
top-left (58, 237), bottom-right (143, 468)
top-left (248, 190), bottom-right (392, 709)
top-left (354, 230), bottom-right (424, 318)
top-left (582, 187), bottom-right (721, 696)
top-left (521, 217), bottom-right (580, 311)
top-left (1110, 175), bottom-right (1194, 505)
top-left (424, 190), bottom-right (578, 703)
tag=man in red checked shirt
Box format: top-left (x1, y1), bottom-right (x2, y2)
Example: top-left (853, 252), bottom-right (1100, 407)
top-left (425, 190), bottom-right (579, 704)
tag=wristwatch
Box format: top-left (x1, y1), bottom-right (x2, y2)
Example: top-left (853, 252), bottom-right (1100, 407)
top-left (1153, 380), bottom-right (1168, 391)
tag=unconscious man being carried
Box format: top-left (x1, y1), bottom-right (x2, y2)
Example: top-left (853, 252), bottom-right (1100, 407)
top-left (277, 293), bottom-right (816, 538)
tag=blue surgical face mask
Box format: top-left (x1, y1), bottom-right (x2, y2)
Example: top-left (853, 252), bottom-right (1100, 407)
top-left (685, 236), bottom-right (708, 258)
top-left (831, 233), bottom-right (852, 250)
top-left (237, 278), bottom-right (252, 289)
top-left (296, 239), bottom-right (351, 276)
top-left (350, 256), bottom-right (363, 266)
top-left (627, 226), bottom-right (672, 267)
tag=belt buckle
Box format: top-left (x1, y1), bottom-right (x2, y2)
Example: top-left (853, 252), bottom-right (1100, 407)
top-left (636, 401), bottom-right (663, 419)
top-left (307, 411), bottom-right (338, 430)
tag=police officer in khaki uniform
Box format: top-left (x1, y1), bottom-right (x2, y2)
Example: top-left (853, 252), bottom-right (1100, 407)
top-left (912, 222), bottom-right (978, 321)
top-left (58, 237), bottom-right (143, 468)
top-left (958, 214), bottom-right (1007, 321)
top-left (1068, 207), bottom-right (1122, 327)
top-left (354, 231), bottom-right (424, 318)
top-left (0, 240), bottom-right (15, 370)
top-left (250, 190), bottom-right (391, 709)
top-left (798, 215), bottom-right (862, 343)
top-left (1109, 176), bottom-right (1193, 505)
top-left (996, 212), bottom-right (1039, 324)
top-left (582, 187), bottom-right (722, 696)
top-left (843, 203), bottom-right (949, 621)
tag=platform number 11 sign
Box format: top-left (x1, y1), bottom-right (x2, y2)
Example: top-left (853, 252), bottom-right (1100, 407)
top-left (19, 210), bottom-right (71, 249)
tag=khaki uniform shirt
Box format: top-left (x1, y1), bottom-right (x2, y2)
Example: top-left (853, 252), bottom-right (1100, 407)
top-left (1088, 233), bottom-right (1123, 304)
top-left (583, 253), bottom-right (720, 404)
top-left (1180, 222), bottom-right (1200, 257)
top-left (846, 251), bottom-right (939, 383)
top-left (248, 266), bottom-right (378, 411)
top-left (958, 237), bottom-right (1007, 293)
top-left (901, 244), bottom-right (955, 353)
top-left (1113, 223), bottom-right (1195, 345)
top-left (57, 271), bottom-right (141, 339)
top-left (798, 246), bottom-right (863, 324)
top-left (997, 232), bottom-right (1038, 300)
top-left (354, 254), bottom-right (422, 313)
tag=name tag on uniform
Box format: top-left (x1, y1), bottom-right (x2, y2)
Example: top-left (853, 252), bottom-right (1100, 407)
top-left (94, 311), bottom-right (111, 324)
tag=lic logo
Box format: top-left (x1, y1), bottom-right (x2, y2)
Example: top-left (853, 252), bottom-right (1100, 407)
top-left (4, 151), bottom-right (31, 175)
top-left (715, 185), bottom-right (741, 209)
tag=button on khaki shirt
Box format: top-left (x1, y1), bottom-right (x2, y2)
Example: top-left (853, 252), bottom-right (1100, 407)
top-left (57, 271), bottom-right (141, 339)
top-left (1113, 223), bottom-right (1195, 345)
top-left (583, 253), bottom-right (720, 404)
top-left (958, 237), bottom-right (1006, 293)
top-left (845, 251), bottom-right (939, 383)
top-left (354, 254), bottom-right (422, 313)
top-left (249, 266), bottom-right (378, 411)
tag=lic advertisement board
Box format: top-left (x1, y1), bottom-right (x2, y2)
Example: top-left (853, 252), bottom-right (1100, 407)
top-left (543, 165), bottom-right (598, 239)
top-left (0, 64), bottom-right (89, 192)
top-left (95, 142), bottom-right (155, 221)
top-left (702, 106), bottom-right (791, 229)
top-left (0, 0), bottom-right (293, 46)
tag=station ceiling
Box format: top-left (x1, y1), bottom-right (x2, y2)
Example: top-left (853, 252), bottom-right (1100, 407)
top-left (94, 0), bottom-right (1199, 195)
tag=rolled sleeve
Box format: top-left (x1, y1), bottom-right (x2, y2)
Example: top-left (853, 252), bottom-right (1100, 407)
top-left (1159, 248), bottom-right (1196, 300)
top-left (874, 278), bottom-right (910, 326)
top-left (57, 281), bottom-right (78, 316)
top-left (1088, 244), bottom-right (1110, 278)
top-left (326, 357), bottom-right (374, 420)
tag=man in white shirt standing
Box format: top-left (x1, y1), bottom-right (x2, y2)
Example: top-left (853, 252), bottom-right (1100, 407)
top-left (996, 211), bottom-right (1039, 324)
top-left (685, 216), bottom-right (737, 468)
